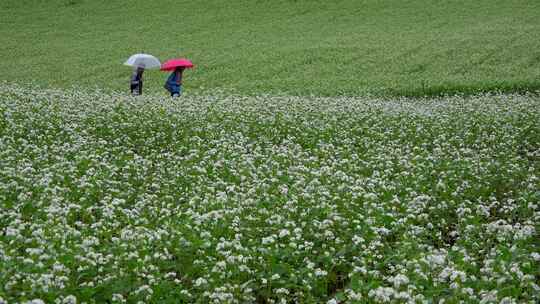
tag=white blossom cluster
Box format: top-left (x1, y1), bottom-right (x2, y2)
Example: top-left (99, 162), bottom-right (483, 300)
top-left (0, 83), bottom-right (539, 303)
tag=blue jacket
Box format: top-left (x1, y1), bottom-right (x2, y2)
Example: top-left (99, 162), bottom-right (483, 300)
top-left (166, 72), bottom-right (182, 93)
top-left (130, 71), bottom-right (143, 94)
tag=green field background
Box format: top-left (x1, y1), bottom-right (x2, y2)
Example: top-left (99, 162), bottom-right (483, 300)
top-left (1, 0), bottom-right (540, 96)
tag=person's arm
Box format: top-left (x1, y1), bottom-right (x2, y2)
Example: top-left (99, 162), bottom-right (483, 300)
top-left (167, 73), bottom-right (175, 86)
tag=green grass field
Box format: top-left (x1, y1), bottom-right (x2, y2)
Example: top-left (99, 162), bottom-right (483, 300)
top-left (1, 0), bottom-right (540, 96)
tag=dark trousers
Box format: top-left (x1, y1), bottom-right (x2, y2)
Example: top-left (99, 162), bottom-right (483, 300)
top-left (130, 82), bottom-right (143, 95)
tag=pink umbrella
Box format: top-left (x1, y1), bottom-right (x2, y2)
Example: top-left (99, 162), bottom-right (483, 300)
top-left (160, 58), bottom-right (194, 71)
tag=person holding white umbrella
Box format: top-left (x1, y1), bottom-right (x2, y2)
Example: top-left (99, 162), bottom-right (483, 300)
top-left (130, 66), bottom-right (145, 96)
top-left (124, 54), bottom-right (161, 96)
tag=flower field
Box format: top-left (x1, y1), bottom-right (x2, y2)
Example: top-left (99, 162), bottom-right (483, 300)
top-left (0, 84), bottom-right (539, 303)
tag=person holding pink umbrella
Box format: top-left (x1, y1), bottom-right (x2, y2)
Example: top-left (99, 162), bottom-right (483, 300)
top-left (164, 67), bottom-right (184, 97)
top-left (161, 58), bottom-right (194, 97)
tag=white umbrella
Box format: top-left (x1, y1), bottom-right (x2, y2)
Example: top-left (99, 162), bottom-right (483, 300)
top-left (124, 54), bottom-right (161, 69)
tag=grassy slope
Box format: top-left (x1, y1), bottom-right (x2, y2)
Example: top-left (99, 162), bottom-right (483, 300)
top-left (1, 0), bottom-right (540, 96)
